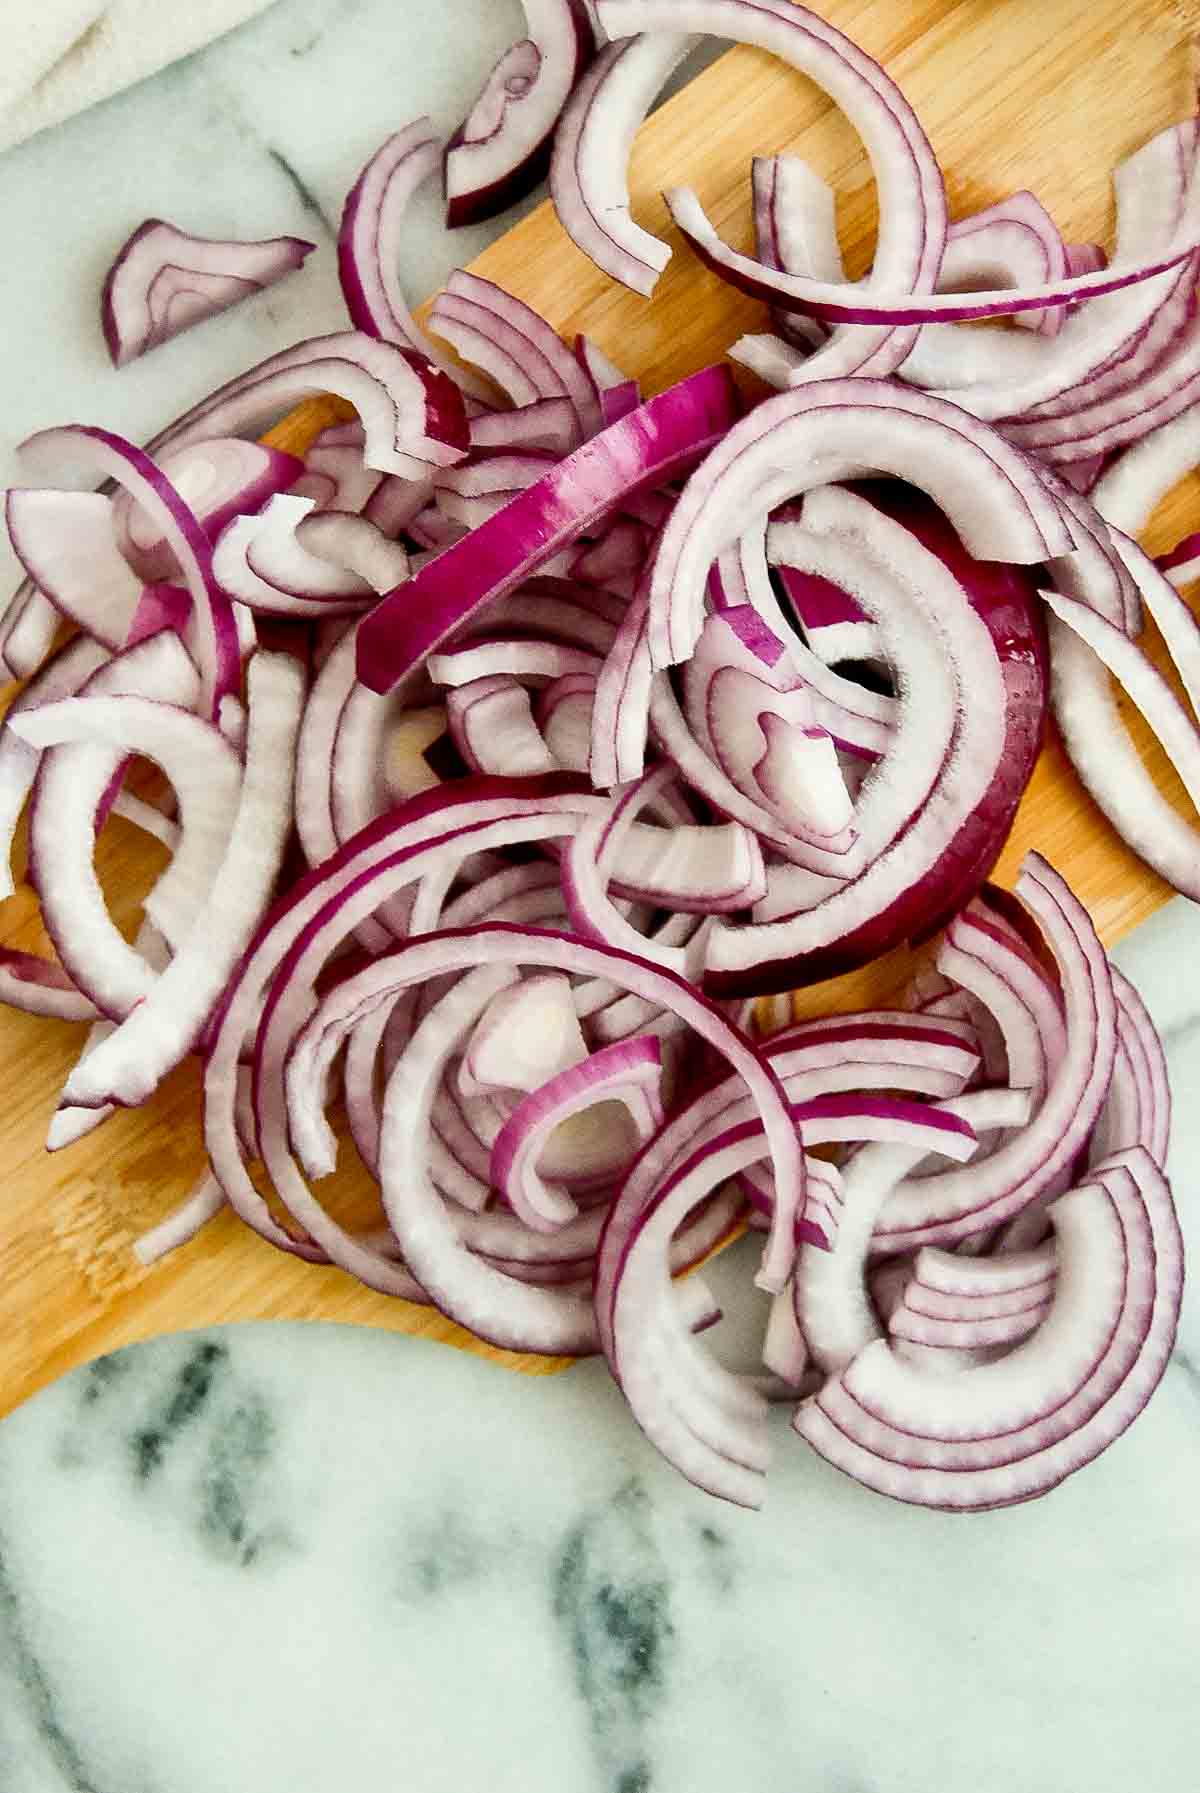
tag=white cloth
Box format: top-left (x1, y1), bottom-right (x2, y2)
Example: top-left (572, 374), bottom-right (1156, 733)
top-left (0, 1), bottom-right (278, 154)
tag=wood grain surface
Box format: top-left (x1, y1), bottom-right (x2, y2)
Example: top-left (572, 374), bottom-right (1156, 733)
top-left (2, 0), bottom-right (1198, 1417)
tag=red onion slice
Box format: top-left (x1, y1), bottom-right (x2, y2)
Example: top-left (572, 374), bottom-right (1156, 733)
top-left (590, 0), bottom-right (946, 310)
top-left (15, 690), bottom-right (241, 1022)
top-left (796, 1150), bottom-right (1182, 1509)
top-left (648, 380), bottom-right (1070, 670)
top-left (110, 438), bottom-right (304, 584)
top-left (550, 31), bottom-right (697, 297)
top-left (338, 122), bottom-right (493, 402)
top-left (1044, 584), bottom-right (1200, 897)
top-left (151, 332), bottom-right (469, 479)
top-left (102, 219), bottom-right (314, 367)
top-left (872, 856), bottom-right (1116, 1248)
top-left (20, 425), bottom-right (241, 721)
top-left (59, 653), bottom-right (303, 1109)
top-left (4, 489), bottom-right (142, 651)
top-left (795, 1087), bottom-right (1026, 1377)
top-left (491, 1034), bottom-right (663, 1231)
top-left (445, 0), bottom-right (597, 227)
top-left (355, 365), bottom-right (738, 691)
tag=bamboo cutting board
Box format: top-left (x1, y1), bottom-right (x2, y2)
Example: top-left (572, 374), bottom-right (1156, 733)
top-left (2, 0), bottom-right (1199, 1417)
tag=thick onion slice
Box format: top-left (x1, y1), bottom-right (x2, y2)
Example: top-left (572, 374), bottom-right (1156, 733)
top-left (102, 219), bottom-right (314, 367)
top-left (446, 0), bottom-right (597, 226)
top-left (61, 653), bottom-right (303, 1109)
top-left (355, 365), bottom-right (738, 691)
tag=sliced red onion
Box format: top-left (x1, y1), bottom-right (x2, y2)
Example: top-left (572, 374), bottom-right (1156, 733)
top-left (706, 490), bottom-right (1047, 993)
top-left (110, 438), bottom-right (304, 584)
top-left (59, 653), bottom-right (302, 1109)
top-left (538, 672), bottom-right (596, 770)
top-left (941, 191), bottom-right (1068, 336)
top-left (46, 917), bottom-right (171, 1151)
top-left (575, 334), bottom-right (633, 395)
top-left (1044, 584), bottom-right (1200, 898)
top-left (550, 31), bottom-right (697, 297)
top-left (15, 689), bottom-right (241, 1020)
top-left (491, 1034), bottom-right (663, 1231)
top-left (872, 856), bottom-right (1116, 1248)
top-left (151, 332), bottom-right (469, 479)
top-left (905, 120), bottom-right (1200, 421)
top-left (469, 399), bottom-right (582, 456)
top-left (648, 381), bottom-right (1070, 671)
top-left (355, 365), bottom-right (738, 691)
top-left (132, 1171), bottom-right (227, 1267)
top-left (795, 1087), bottom-right (1026, 1376)
top-left (434, 449), bottom-right (559, 528)
top-left (1, 586), bottom-right (62, 681)
top-left (593, 0), bottom-right (946, 318)
top-left (446, 0), bottom-right (597, 226)
top-left (0, 635), bottom-right (110, 902)
top-left (447, 676), bottom-right (557, 777)
top-left (213, 496), bottom-right (371, 616)
top-left (430, 638), bottom-right (601, 689)
top-left (293, 512), bottom-right (411, 595)
top-left (772, 559), bottom-right (880, 665)
top-left (796, 1150), bottom-right (1182, 1509)
top-left (750, 156), bottom-right (835, 356)
top-left (0, 950), bottom-right (100, 1023)
top-left (293, 432), bottom-right (382, 518)
top-left (434, 272), bottom-right (601, 435)
top-left (101, 219), bottom-right (314, 367)
top-left (338, 122), bottom-right (493, 402)
top-left (458, 972), bottom-right (586, 1098)
top-left (20, 425), bottom-right (240, 720)
top-left (5, 490), bottom-right (148, 652)
top-left (256, 919), bottom-right (797, 1344)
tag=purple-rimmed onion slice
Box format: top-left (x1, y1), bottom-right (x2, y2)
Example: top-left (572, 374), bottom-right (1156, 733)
top-left (446, 0), bottom-right (597, 226)
top-left (102, 219), bottom-right (315, 367)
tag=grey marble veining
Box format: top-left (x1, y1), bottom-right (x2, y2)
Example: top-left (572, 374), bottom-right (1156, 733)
top-left (2, 1294), bottom-right (1200, 1793)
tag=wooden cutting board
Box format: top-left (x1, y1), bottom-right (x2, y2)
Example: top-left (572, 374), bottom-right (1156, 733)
top-left (2, 0), bottom-right (1198, 1418)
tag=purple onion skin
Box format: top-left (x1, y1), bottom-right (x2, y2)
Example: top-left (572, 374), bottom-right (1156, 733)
top-left (444, 0), bottom-right (597, 229)
top-left (704, 483), bottom-right (1049, 998)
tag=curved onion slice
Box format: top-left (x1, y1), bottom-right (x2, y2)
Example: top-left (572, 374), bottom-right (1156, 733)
top-left (796, 1087), bottom-right (1028, 1376)
top-left (58, 653), bottom-right (303, 1109)
top-left (491, 1034), bottom-right (663, 1231)
top-left (704, 492), bottom-right (1047, 994)
top-left (5, 489), bottom-right (144, 651)
top-left (110, 438), bottom-right (304, 584)
top-left (102, 219), bottom-right (314, 367)
top-left (19, 425), bottom-right (240, 720)
top-left (796, 1150), bottom-right (1182, 1510)
top-left (550, 31), bottom-right (696, 297)
top-left (446, 0), bottom-right (597, 226)
top-left (15, 691), bottom-right (241, 1021)
top-left (1044, 586), bottom-right (1200, 900)
top-left (588, 0), bottom-right (947, 310)
top-left (150, 332), bottom-right (469, 479)
top-left (338, 122), bottom-right (493, 401)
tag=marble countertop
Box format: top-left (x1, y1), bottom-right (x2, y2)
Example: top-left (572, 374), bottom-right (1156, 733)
top-left (1, 4), bottom-right (1200, 1787)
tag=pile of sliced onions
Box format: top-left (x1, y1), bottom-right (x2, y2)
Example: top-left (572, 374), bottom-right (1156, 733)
top-left (0, 0), bottom-right (1193, 1513)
